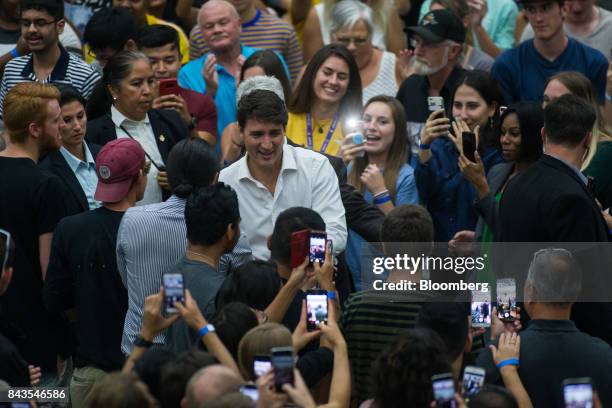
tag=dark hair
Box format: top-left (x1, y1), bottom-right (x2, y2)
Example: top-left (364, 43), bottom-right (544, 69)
top-left (371, 327), bottom-right (453, 408)
top-left (289, 44), bottom-right (362, 120)
top-left (21, 0), bottom-right (63, 20)
top-left (87, 50), bottom-right (149, 120)
top-left (349, 95), bottom-right (408, 199)
top-left (206, 302), bottom-right (259, 361)
top-left (416, 302), bottom-right (470, 361)
top-left (237, 89), bottom-right (288, 129)
top-left (133, 348), bottom-right (176, 402)
top-left (166, 138), bottom-right (219, 198)
top-left (58, 85), bottom-right (86, 108)
top-left (216, 260), bottom-right (281, 311)
top-left (159, 350), bottom-right (216, 408)
top-left (381, 205), bottom-right (434, 243)
top-left (499, 102), bottom-right (543, 164)
top-left (270, 207), bottom-right (325, 267)
top-left (468, 385), bottom-right (519, 408)
top-left (136, 24), bottom-right (179, 51)
top-left (185, 184), bottom-right (240, 246)
top-left (452, 70), bottom-right (504, 150)
top-left (84, 7), bottom-right (136, 51)
top-left (544, 94), bottom-right (596, 147)
top-left (240, 50), bottom-right (292, 102)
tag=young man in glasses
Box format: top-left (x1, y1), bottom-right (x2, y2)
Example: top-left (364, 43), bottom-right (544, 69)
top-left (44, 138), bottom-right (147, 407)
top-left (0, 0), bottom-right (100, 119)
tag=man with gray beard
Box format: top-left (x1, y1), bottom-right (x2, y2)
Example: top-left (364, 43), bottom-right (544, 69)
top-left (396, 9), bottom-right (466, 165)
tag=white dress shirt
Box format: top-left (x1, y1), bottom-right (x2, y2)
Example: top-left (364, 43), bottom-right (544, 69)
top-left (111, 105), bottom-right (163, 205)
top-left (219, 141), bottom-right (347, 260)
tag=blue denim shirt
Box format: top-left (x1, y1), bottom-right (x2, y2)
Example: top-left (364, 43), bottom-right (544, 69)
top-left (59, 144), bottom-right (100, 210)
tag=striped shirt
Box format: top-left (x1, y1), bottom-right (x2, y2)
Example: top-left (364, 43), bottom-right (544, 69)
top-left (340, 290), bottom-right (433, 403)
top-left (117, 195), bottom-right (253, 354)
top-left (0, 44), bottom-right (100, 118)
top-left (189, 10), bottom-right (302, 82)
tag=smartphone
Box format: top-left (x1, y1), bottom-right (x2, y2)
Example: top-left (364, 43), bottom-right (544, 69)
top-left (163, 273), bottom-right (185, 314)
top-left (563, 378), bottom-right (593, 408)
top-left (306, 289), bottom-right (328, 331)
top-left (271, 346), bottom-right (294, 392)
top-left (239, 384), bottom-right (259, 402)
top-left (428, 96), bottom-right (445, 113)
top-left (253, 355), bottom-right (272, 379)
top-left (462, 131), bottom-right (477, 162)
top-left (159, 77), bottom-right (179, 96)
top-left (471, 289), bottom-right (491, 328)
top-left (462, 366), bottom-right (485, 399)
top-left (290, 229), bottom-right (309, 268)
top-left (309, 230), bottom-right (327, 264)
top-left (432, 373), bottom-right (457, 408)
top-left (496, 278), bottom-right (517, 322)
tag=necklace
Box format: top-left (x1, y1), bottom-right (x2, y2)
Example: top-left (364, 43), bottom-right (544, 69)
top-left (186, 249), bottom-right (217, 266)
top-left (313, 117), bottom-right (332, 134)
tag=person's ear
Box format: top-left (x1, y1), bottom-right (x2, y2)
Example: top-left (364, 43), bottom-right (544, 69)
top-left (124, 39), bottom-right (137, 51)
top-left (584, 131), bottom-right (593, 150)
top-left (0, 267), bottom-right (13, 295)
top-left (28, 122), bottom-right (41, 139)
top-left (267, 235), bottom-right (272, 251)
top-left (57, 19), bottom-right (65, 34)
top-left (108, 85), bottom-right (118, 102)
top-left (540, 126), bottom-right (546, 147)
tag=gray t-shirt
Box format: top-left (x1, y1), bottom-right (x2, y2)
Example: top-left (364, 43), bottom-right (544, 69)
top-left (165, 256), bottom-right (226, 354)
top-left (520, 7), bottom-right (612, 60)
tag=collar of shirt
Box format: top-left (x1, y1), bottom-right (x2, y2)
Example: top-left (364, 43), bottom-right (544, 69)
top-left (242, 9), bottom-right (261, 28)
top-left (545, 153), bottom-right (588, 185)
top-left (59, 143), bottom-right (96, 172)
top-left (110, 105), bottom-right (151, 129)
top-left (21, 43), bottom-right (70, 81)
top-left (212, 45), bottom-right (249, 75)
top-left (235, 139), bottom-right (297, 185)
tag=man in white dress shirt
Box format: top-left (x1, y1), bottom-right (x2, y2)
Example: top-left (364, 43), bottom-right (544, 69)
top-left (219, 76), bottom-right (347, 260)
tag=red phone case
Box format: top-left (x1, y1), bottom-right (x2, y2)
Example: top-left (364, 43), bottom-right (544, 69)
top-left (159, 78), bottom-right (179, 96)
top-left (290, 229), bottom-right (309, 268)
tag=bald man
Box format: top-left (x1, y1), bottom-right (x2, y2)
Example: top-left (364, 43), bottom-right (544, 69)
top-left (181, 365), bottom-right (244, 408)
top-left (178, 0), bottom-right (263, 154)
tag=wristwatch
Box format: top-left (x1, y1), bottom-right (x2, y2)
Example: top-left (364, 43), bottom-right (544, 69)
top-left (134, 335), bottom-right (153, 348)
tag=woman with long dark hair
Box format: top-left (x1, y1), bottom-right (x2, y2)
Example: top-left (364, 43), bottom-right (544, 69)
top-left (287, 44), bottom-right (362, 157)
top-left (85, 50), bottom-right (188, 204)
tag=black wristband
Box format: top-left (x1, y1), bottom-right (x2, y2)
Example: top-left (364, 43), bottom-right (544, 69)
top-left (134, 335), bottom-right (153, 348)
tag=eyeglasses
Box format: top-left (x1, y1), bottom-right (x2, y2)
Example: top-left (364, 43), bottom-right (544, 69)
top-left (20, 18), bottom-right (58, 29)
top-left (0, 229), bottom-right (11, 272)
top-left (335, 37), bottom-right (370, 47)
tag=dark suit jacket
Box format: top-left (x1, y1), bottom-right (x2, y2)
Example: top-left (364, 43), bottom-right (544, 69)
top-left (85, 108), bottom-right (189, 200)
top-left (39, 143), bottom-right (101, 216)
top-left (474, 162), bottom-right (514, 242)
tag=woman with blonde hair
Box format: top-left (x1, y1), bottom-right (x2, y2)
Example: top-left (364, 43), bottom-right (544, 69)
top-left (543, 71), bottom-right (612, 209)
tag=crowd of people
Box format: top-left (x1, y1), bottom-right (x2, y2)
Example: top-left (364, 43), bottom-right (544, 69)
top-left (0, 0), bottom-right (612, 405)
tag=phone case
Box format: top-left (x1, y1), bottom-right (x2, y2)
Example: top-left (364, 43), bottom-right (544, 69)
top-left (290, 230), bottom-right (309, 268)
top-left (159, 78), bottom-right (179, 96)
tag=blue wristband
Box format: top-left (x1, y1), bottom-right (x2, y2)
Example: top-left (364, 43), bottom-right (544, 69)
top-left (327, 291), bottom-right (336, 301)
top-left (198, 324), bottom-right (215, 338)
top-left (419, 143), bottom-right (431, 150)
top-left (10, 48), bottom-right (19, 58)
top-left (496, 358), bottom-right (519, 370)
top-left (374, 194), bottom-right (392, 205)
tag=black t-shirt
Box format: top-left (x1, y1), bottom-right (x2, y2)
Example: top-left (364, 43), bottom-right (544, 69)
top-left (0, 157), bottom-right (68, 372)
top-left (43, 207), bottom-right (127, 371)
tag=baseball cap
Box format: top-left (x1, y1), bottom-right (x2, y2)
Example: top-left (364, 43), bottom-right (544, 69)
top-left (94, 138), bottom-right (146, 203)
top-left (405, 10), bottom-right (466, 45)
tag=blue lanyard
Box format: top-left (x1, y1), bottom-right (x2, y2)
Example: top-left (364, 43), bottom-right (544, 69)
top-left (306, 112), bottom-right (339, 153)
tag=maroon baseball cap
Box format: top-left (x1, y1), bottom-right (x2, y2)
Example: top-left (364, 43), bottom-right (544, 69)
top-left (94, 138), bottom-right (146, 203)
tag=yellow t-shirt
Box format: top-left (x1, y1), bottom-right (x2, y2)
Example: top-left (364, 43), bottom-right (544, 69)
top-left (286, 111), bottom-right (344, 157)
top-left (84, 14), bottom-right (189, 65)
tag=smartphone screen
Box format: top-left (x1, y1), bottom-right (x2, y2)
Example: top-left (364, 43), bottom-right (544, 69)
top-left (563, 380), bottom-right (593, 408)
top-left (306, 290), bottom-right (328, 331)
top-left (471, 290), bottom-right (491, 328)
top-left (462, 131), bottom-right (476, 162)
top-left (432, 373), bottom-right (457, 408)
top-left (240, 385), bottom-right (259, 402)
top-left (309, 231), bottom-right (327, 264)
top-left (427, 96), bottom-right (445, 113)
top-left (271, 347), bottom-right (294, 392)
top-left (163, 273), bottom-right (185, 314)
top-left (496, 278), bottom-right (517, 322)
top-left (253, 357), bottom-right (272, 379)
top-left (462, 366), bottom-right (485, 399)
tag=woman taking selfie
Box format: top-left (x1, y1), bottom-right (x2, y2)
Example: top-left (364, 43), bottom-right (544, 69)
top-left (287, 44), bottom-right (362, 157)
top-left (86, 50), bottom-right (188, 205)
top-left (416, 70), bottom-right (504, 242)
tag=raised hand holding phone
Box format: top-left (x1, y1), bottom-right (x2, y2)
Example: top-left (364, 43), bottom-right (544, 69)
top-left (421, 110), bottom-right (451, 145)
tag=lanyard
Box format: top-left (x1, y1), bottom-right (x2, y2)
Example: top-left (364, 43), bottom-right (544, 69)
top-left (119, 124), bottom-right (165, 171)
top-left (306, 112), bottom-right (339, 153)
